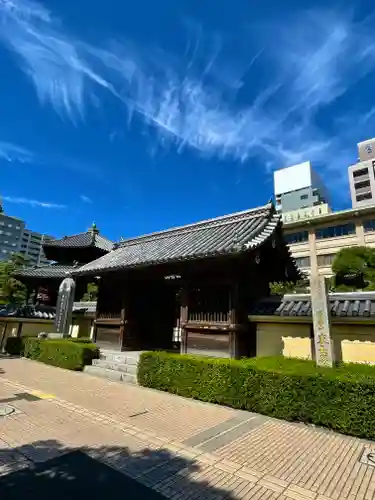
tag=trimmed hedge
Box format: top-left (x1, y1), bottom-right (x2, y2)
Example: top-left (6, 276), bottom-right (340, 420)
top-left (4, 336), bottom-right (93, 355)
top-left (4, 336), bottom-right (32, 356)
top-left (24, 338), bottom-right (99, 371)
top-left (138, 352), bottom-right (375, 440)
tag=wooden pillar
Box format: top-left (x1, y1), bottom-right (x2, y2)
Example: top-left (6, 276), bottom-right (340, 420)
top-left (119, 291), bottom-right (126, 351)
top-left (0, 323), bottom-right (8, 352)
top-left (179, 286), bottom-right (188, 354)
top-left (16, 322), bottom-right (23, 338)
top-left (228, 283), bottom-right (239, 359)
top-left (92, 278), bottom-right (103, 344)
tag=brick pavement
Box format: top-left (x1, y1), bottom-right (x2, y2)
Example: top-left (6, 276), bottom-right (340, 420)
top-left (1, 357), bottom-right (375, 499)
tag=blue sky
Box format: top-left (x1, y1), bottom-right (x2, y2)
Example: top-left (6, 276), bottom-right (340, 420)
top-left (1, 0), bottom-right (375, 241)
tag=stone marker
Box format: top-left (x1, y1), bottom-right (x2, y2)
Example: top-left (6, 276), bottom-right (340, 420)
top-left (310, 274), bottom-right (334, 367)
top-left (54, 277), bottom-right (76, 337)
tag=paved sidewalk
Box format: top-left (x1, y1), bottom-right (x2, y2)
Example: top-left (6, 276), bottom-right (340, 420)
top-left (0, 358), bottom-right (375, 499)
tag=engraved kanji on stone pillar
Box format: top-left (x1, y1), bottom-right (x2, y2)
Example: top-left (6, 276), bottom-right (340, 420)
top-left (310, 274), bottom-right (333, 367)
top-left (54, 277), bottom-right (76, 337)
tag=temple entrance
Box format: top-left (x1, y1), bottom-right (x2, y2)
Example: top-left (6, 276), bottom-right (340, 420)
top-left (124, 278), bottom-right (180, 351)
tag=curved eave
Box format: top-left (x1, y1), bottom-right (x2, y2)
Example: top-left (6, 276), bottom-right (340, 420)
top-left (73, 213), bottom-right (281, 277)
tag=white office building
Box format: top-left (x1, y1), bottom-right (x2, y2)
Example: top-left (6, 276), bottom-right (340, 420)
top-left (274, 161), bottom-right (330, 213)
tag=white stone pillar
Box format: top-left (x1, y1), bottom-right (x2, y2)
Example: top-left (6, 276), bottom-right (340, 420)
top-left (310, 274), bottom-right (334, 367)
top-left (54, 277), bottom-right (76, 337)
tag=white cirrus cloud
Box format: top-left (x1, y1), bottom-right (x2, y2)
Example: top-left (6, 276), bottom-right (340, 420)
top-left (0, 0), bottom-right (116, 121)
top-left (80, 194), bottom-right (92, 203)
top-left (0, 141), bottom-right (33, 163)
top-left (2, 195), bottom-right (66, 209)
top-left (1, 0), bottom-right (375, 185)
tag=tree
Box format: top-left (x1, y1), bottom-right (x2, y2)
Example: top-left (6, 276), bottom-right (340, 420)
top-left (331, 246), bottom-right (375, 291)
top-left (269, 278), bottom-right (310, 295)
top-left (81, 282), bottom-right (98, 301)
top-left (0, 253), bottom-right (28, 305)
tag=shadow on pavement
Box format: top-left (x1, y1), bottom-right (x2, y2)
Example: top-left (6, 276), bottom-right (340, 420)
top-left (0, 440), bottom-right (236, 499)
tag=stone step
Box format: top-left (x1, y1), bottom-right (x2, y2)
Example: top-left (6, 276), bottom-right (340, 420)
top-left (99, 352), bottom-right (140, 365)
top-left (83, 365), bottom-right (137, 384)
top-left (92, 359), bottom-right (137, 374)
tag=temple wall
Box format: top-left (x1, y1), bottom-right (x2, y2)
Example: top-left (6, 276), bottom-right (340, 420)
top-left (255, 321), bottom-right (375, 364)
top-left (256, 323), bottom-right (312, 359)
top-left (5, 319), bottom-right (56, 337)
top-left (0, 317), bottom-right (93, 342)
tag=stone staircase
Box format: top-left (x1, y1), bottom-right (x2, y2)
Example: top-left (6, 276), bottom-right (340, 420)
top-left (83, 350), bottom-right (140, 385)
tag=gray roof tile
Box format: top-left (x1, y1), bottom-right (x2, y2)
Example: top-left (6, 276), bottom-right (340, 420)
top-left (43, 231), bottom-right (113, 252)
top-left (13, 264), bottom-right (78, 279)
top-left (0, 304), bottom-right (56, 320)
top-left (0, 302), bottom-right (97, 319)
top-left (74, 202), bottom-right (280, 275)
top-left (249, 292), bottom-right (375, 318)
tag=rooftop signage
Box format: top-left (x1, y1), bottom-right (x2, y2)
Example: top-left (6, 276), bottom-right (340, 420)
top-left (282, 204), bottom-right (331, 223)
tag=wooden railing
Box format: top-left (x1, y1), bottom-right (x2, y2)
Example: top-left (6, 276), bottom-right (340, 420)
top-left (187, 287), bottom-right (230, 324)
top-left (187, 310), bottom-right (229, 323)
top-left (96, 311), bottom-right (122, 324)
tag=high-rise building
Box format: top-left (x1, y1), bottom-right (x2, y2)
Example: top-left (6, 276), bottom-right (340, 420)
top-left (0, 210), bottom-right (25, 261)
top-left (0, 197), bottom-right (55, 265)
top-left (348, 138), bottom-right (375, 208)
top-left (19, 230), bottom-right (55, 266)
top-left (274, 161), bottom-right (329, 213)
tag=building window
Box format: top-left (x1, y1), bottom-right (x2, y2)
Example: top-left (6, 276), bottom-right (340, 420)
top-left (315, 223), bottom-right (355, 239)
top-left (294, 256), bottom-right (311, 268)
top-left (317, 254), bottom-right (336, 266)
top-left (300, 194), bottom-right (308, 200)
top-left (364, 219), bottom-right (375, 232)
top-left (284, 231), bottom-right (309, 244)
top-left (356, 193), bottom-right (373, 202)
top-left (355, 180), bottom-right (371, 189)
top-left (353, 167), bottom-right (369, 178)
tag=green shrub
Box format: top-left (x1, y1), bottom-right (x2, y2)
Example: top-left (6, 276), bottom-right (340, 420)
top-left (4, 336), bottom-right (36, 356)
top-left (138, 352), bottom-right (375, 440)
top-left (24, 337), bottom-right (42, 359)
top-left (24, 338), bottom-right (99, 371)
top-left (4, 337), bottom-right (23, 355)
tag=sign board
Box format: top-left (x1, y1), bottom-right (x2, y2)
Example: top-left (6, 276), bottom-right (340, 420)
top-left (282, 203), bottom-right (331, 224)
top-left (54, 278), bottom-right (76, 337)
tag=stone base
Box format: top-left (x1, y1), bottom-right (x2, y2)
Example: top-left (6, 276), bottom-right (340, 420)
top-left (46, 333), bottom-right (65, 339)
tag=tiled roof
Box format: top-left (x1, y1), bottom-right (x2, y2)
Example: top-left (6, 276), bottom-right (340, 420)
top-left (73, 202), bottom-right (280, 276)
top-left (0, 305), bottom-right (56, 320)
top-left (43, 230), bottom-right (113, 252)
top-left (13, 264), bottom-right (77, 279)
top-left (0, 302), bottom-right (96, 319)
top-left (249, 292), bottom-right (375, 318)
